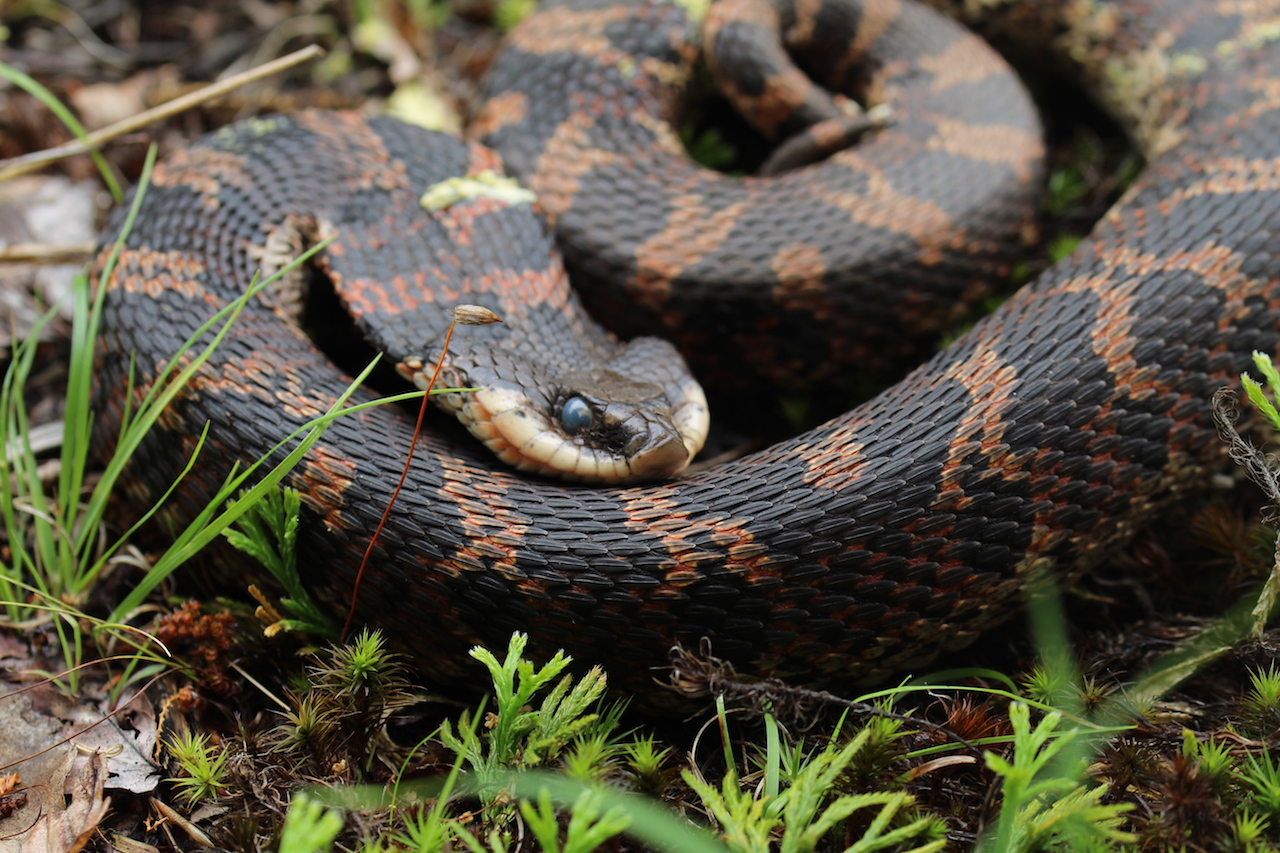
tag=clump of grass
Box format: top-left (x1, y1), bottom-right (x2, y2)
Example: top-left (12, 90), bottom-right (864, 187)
top-left (1238, 751), bottom-right (1280, 825)
top-left (0, 140), bottom-right (156, 688)
top-left (0, 51), bottom-right (414, 702)
top-left (1240, 665), bottom-right (1280, 739)
top-left (167, 730), bottom-right (232, 807)
top-left (622, 733), bottom-right (676, 794)
top-left (274, 629), bottom-right (413, 778)
top-left (1232, 811), bottom-right (1271, 853)
top-left (1182, 729), bottom-right (1236, 794)
top-left (0, 148), bottom-right (380, 697)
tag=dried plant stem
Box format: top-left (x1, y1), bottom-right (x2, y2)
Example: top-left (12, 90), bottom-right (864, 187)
top-left (0, 45), bottom-right (325, 183)
top-left (0, 241), bottom-right (96, 264)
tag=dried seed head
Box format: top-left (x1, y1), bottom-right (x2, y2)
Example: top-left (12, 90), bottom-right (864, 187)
top-left (451, 304), bottom-right (503, 326)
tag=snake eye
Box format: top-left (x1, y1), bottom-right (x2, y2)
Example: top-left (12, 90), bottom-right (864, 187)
top-left (560, 397), bottom-right (593, 435)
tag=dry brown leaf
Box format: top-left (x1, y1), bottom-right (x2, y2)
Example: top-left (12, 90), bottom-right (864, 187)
top-left (0, 748), bottom-right (111, 853)
top-left (3, 750), bottom-right (110, 853)
top-left (20, 682), bottom-right (161, 795)
top-left (0, 786), bottom-right (29, 820)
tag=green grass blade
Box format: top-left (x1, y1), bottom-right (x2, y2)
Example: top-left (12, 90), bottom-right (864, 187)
top-left (1, 304), bottom-right (64, 598)
top-left (107, 355), bottom-right (383, 622)
top-left (0, 61), bottom-right (122, 200)
top-left (65, 144), bottom-right (158, 587)
top-left (763, 713), bottom-right (781, 800)
top-left (77, 237), bottom-right (333, 592)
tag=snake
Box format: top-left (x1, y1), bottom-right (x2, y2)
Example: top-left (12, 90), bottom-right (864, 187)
top-left (93, 0), bottom-right (1280, 706)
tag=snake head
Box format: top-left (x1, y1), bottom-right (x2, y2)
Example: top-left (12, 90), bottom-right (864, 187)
top-left (402, 336), bottom-right (709, 483)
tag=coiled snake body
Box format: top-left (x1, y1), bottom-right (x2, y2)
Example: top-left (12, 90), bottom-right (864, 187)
top-left (94, 0), bottom-right (1280, 702)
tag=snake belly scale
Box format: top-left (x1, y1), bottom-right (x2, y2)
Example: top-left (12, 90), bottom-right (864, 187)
top-left (94, 0), bottom-right (1280, 702)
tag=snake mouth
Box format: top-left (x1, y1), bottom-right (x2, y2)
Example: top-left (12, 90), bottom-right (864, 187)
top-left (455, 386), bottom-right (701, 483)
top-left (396, 345), bottom-right (709, 484)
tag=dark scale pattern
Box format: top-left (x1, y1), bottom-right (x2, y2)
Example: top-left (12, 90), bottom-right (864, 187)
top-left (93, 0), bottom-right (1280, 709)
top-left (475, 0), bottom-right (1045, 390)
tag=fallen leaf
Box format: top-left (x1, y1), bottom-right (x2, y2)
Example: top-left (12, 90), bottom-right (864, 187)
top-left (23, 684), bottom-right (161, 795)
top-left (0, 749), bottom-right (110, 853)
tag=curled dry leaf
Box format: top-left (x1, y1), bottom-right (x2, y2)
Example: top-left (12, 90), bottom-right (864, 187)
top-left (1, 750), bottom-right (110, 853)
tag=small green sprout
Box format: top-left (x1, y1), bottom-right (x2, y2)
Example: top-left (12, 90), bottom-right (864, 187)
top-left (167, 731), bottom-right (230, 808)
top-left (1241, 665), bottom-right (1280, 738)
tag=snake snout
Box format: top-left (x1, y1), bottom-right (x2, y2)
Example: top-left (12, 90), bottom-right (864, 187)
top-left (449, 383), bottom-right (701, 483)
top-left (403, 329), bottom-right (708, 482)
top-left (623, 419), bottom-right (693, 480)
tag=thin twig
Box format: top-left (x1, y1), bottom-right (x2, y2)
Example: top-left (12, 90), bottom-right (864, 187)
top-left (667, 640), bottom-right (986, 753)
top-left (0, 242), bottom-right (96, 264)
top-left (341, 304), bottom-right (502, 642)
top-left (0, 44), bottom-right (325, 183)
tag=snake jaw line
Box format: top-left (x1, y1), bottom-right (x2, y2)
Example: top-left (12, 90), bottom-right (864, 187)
top-left (398, 361), bottom-right (692, 482)
top-left (475, 385), bottom-right (694, 482)
top-left (397, 354), bottom-right (701, 483)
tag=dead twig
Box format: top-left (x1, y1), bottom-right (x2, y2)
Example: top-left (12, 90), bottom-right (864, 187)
top-left (0, 242), bottom-right (96, 264)
top-left (0, 45), bottom-right (325, 183)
